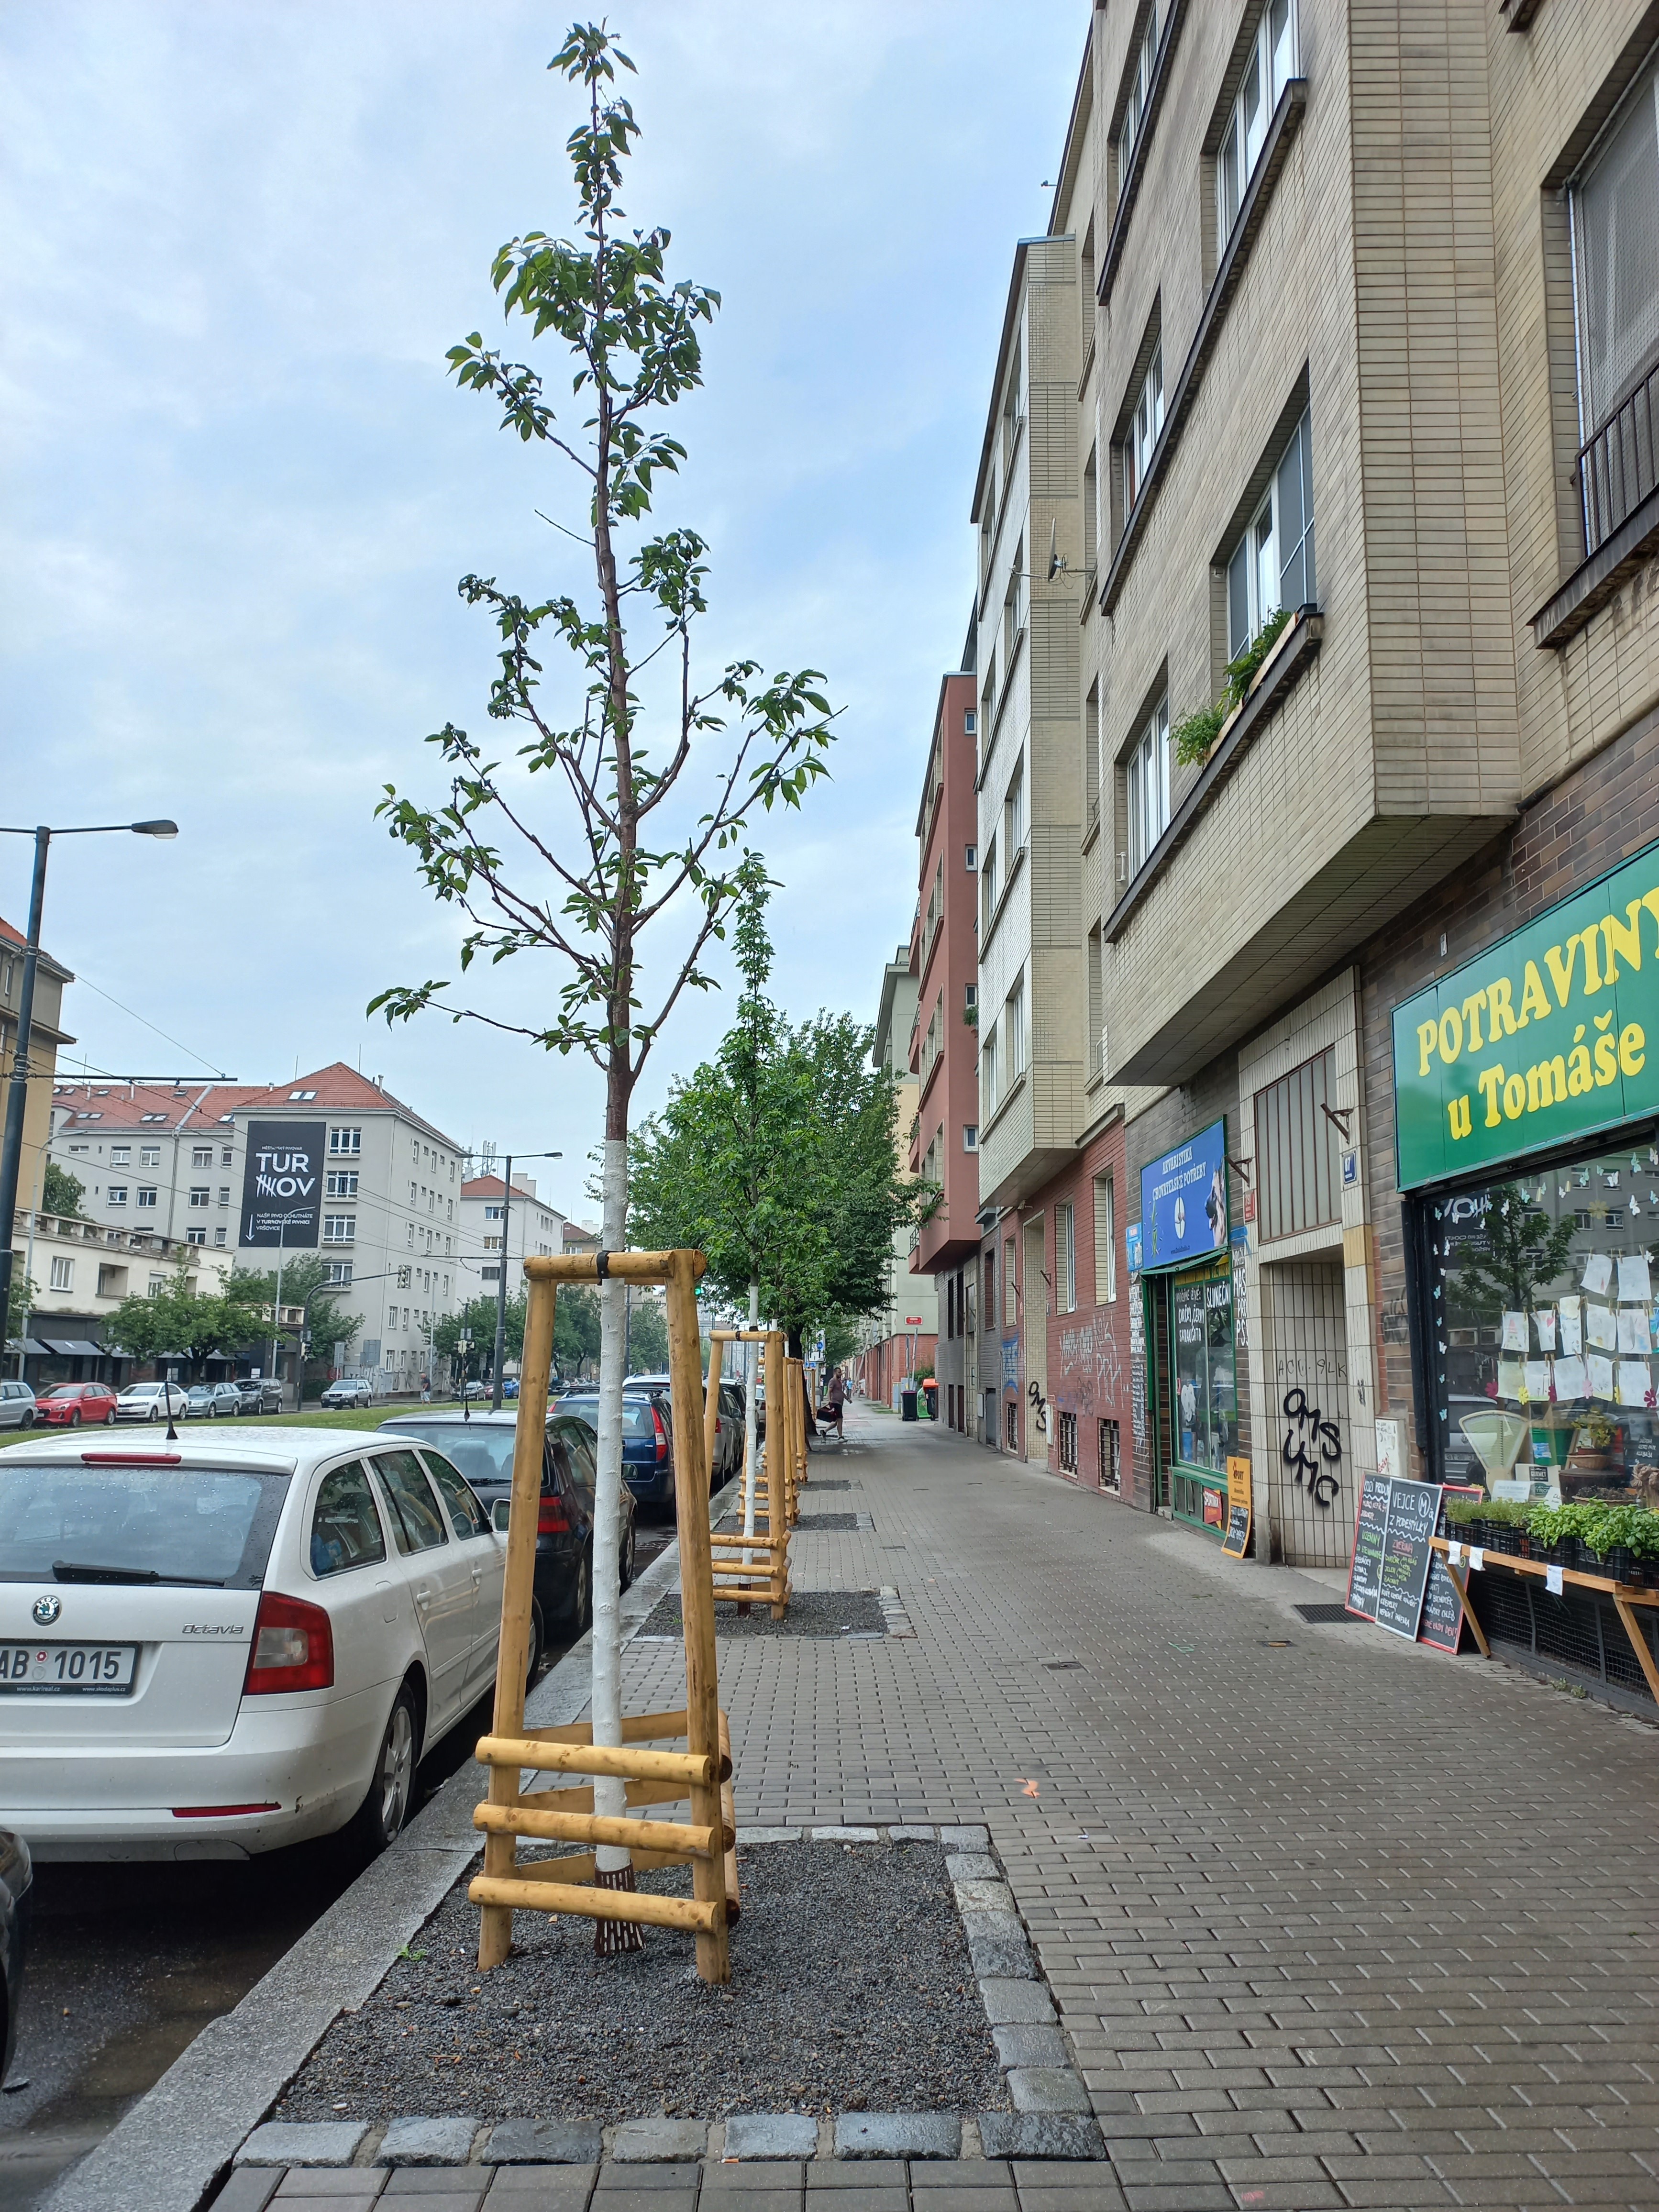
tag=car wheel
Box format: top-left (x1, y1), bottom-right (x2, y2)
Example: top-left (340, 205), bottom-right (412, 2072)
top-left (346, 1682), bottom-right (419, 1856)
top-left (104, 1409), bottom-right (116, 1426)
top-left (68, 1411), bottom-right (80, 1429)
top-left (619, 1518), bottom-right (636, 1593)
top-left (571, 1547), bottom-right (592, 1633)
top-left (147, 1407), bottom-right (160, 1423)
top-left (18, 1411), bottom-right (31, 1430)
top-left (525, 1600), bottom-right (545, 1688)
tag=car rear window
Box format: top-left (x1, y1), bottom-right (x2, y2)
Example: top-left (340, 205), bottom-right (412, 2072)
top-left (0, 1460), bottom-right (289, 1588)
top-left (559, 1396), bottom-right (655, 1438)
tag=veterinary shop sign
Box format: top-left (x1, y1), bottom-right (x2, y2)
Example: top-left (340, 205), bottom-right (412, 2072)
top-left (240, 1120), bottom-right (324, 1248)
top-left (1139, 1119), bottom-right (1228, 1270)
top-left (1394, 839), bottom-right (1659, 1190)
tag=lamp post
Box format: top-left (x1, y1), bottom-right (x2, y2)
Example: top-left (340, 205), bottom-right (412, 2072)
top-left (485, 1149), bottom-right (562, 1411)
top-left (0, 820), bottom-right (178, 1359)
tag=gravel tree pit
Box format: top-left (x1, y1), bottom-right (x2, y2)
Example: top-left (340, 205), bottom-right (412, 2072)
top-left (276, 1840), bottom-right (1006, 2125)
top-left (639, 1590), bottom-right (889, 1639)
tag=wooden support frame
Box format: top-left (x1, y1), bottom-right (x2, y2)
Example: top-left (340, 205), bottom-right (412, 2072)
top-left (704, 1327), bottom-right (799, 1617)
top-left (473, 1249), bottom-right (733, 1983)
top-left (1431, 1537), bottom-right (1659, 1696)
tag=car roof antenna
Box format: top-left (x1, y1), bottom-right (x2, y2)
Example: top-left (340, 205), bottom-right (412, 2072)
top-left (165, 1376), bottom-right (179, 1443)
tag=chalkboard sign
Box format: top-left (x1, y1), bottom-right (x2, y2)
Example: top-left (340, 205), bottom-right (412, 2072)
top-left (1221, 1501), bottom-right (1251, 1556)
top-left (1345, 1471), bottom-right (1392, 1620)
top-left (1374, 1476), bottom-right (1444, 1641)
top-left (1417, 1547), bottom-right (1465, 1654)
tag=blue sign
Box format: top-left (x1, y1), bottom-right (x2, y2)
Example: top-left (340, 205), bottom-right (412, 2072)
top-left (1002, 1337), bottom-right (1019, 1390)
top-left (1140, 1120), bottom-right (1229, 1271)
top-left (1125, 1220), bottom-right (1144, 1272)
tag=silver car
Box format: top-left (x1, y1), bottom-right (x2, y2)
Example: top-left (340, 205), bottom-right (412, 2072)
top-left (0, 1382), bottom-right (36, 1432)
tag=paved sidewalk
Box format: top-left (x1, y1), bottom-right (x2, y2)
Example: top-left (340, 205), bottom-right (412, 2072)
top-left (608, 1407), bottom-right (1659, 2211)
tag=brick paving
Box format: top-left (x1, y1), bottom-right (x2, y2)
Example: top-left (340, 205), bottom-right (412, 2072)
top-left (615, 1406), bottom-right (1659, 2211)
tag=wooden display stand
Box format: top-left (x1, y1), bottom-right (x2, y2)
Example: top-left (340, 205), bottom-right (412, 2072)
top-left (470, 1249), bottom-right (734, 1985)
top-left (703, 1328), bottom-right (796, 1617)
top-left (1430, 1537), bottom-right (1659, 1702)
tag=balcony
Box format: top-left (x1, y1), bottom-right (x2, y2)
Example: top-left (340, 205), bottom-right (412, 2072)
top-left (1581, 362), bottom-right (1659, 558)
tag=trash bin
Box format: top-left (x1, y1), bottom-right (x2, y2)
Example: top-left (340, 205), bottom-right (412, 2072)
top-left (900, 1389), bottom-right (918, 1422)
top-left (922, 1382), bottom-right (938, 1421)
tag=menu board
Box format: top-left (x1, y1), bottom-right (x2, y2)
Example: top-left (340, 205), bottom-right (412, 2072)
top-left (1374, 1476), bottom-right (1445, 1640)
top-left (1221, 1454), bottom-right (1252, 1558)
top-left (1345, 1472), bottom-right (1392, 1620)
top-left (1416, 1549), bottom-right (1465, 1653)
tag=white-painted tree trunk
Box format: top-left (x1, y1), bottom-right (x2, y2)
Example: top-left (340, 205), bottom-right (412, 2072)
top-left (741, 1280), bottom-right (759, 1563)
top-left (591, 1134), bottom-right (629, 1869)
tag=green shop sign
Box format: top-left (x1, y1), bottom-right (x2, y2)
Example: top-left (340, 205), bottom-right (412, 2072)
top-left (1393, 838), bottom-right (1659, 1190)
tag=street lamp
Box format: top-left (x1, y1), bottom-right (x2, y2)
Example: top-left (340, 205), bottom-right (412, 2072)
top-left (0, 820), bottom-right (179, 1357)
top-left (483, 1148), bottom-right (562, 1411)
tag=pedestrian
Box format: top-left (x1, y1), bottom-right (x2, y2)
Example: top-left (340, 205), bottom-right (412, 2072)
top-left (420, 1373), bottom-right (431, 1403)
top-left (826, 1365), bottom-right (846, 1439)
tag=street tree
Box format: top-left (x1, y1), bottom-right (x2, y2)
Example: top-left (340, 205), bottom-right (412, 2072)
top-left (103, 1268), bottom-right (274, 1380)
top-left (232, 1257), bottom-right (362, 1401)
top-left (554, 1284), bottom-right (601, 1379)
top-left (370, 22), bottom-right (835, 1928)
top-left (42, 1162), bottom-right (84, 1217)
top-left (436, 1293), bottom-right (527, 1377)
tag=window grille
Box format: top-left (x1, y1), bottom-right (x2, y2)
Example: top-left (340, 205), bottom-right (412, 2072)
top-left (1254, 1045), bottom-right (1340, 1241)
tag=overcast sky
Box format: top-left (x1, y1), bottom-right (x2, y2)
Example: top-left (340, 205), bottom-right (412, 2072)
top-left (1, 1), bottom-right (1084, 1222)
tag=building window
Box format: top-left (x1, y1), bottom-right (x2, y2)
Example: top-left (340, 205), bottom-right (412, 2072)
top-left (186, 1226), bottom-right (206, 1246)
top-left (483, 1203), bottom-right (503, 1221)
top-left (1084, 682), bottom-right (1101, 831)
top-left (981, 838), bottom-right (998, 927)
top-left (1057, 1407), bottom-right (1078, 1473)
top-left (1254, 1044), bottom-right (1340, 1242)
top-left (111, 1145), bottom-right (131, 1165)
top-left (1002, 547), bottom-right (1026, 668)
top-left (481, 1264), bottom-right (501, 1282)
top-left (1003, 758), bottom-right (1026, 855)
top-left (1571, 54), bottom-right (1659, 552)
top-left (49, 1256), bottom-right (73, 1292)
top-left (1116, 5), bottom-right (1158, 185)
top-left (1228, 408), bottom-right (1316, 660)
top-left (330, 1126), bottom-right (361, 1156)
top-left (136, 1187), bottom-right (157, 1209)
top-left (147, 1274), bottom-right (166, 1298)
top-left (981, 1028), bottom-right (999, 1114)
top-left (1005, 1397), bottom-right (1018, 1450)
top-left (188, 1187), bottom-right (209, 1208)
top-left (963, 1124), bottom-right (978, 1153)
top-left (192, 1147), bottom-right (213, 1169)
top-left (326, 1171), bottom-right (359, 1198)
top-left (67, 1144), bottom-right (88, 1156)
top-left (1095, 1172), bottom-right (1117, 1303)
top-left (1126, 698), bottom-right (1170, 877)
top-left (140, 1147), bottom-right (160, 1168)
top-left (217, 1187), bottom-right (230, 1206)
top-left (482, 1234), bottom-right (502, 1251)
top-left (1006, 974), bottom-right (1028, 1080)
top-left (964, 843), bottom-right (976, 872)
top-left (1125, 344), bottom-right (1164, 513)
top-left (107, 1185), bottom-right (127, 1206)
top-left (1004, 1238), bottom-right (1018, 1327)
top-left (326, 1261), bottom-right (353, 1285)
top-left (1083, 445), bottom-right (1099, 579)
top-left (221, 1147), bottom-right (234, 1167)
top-left (1099, 1417), bottom-right (1122, 1493)
top-left (1086, 927), bottom-right (1105, 1080)
top-left (1217, 0), bottom-right (1297, 244)
top-left (323, 1214), bottom-right (356, 1243)
top-left (213, 1226), bottom-right (227, 1246)
top-left (1056, 1203), bottom-right (1076, 1313)
top-left (964, 710), bottom-right (976, 736)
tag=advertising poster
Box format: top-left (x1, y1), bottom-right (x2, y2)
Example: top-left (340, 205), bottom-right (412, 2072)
top-left (240, 1120), bottom-right (325, 1249)
top-left (1140, 1120), bottom-right (1229, 1270)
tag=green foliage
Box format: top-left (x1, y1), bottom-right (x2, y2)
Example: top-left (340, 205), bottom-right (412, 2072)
top-left (42, 1162), bottom-right (84, 1217)
top-left (554, 1284), bottom-right (602, 1377)
top-left (434, 1293), bottom-right (526, 1372)
top-left (820, 1311), bottom-right (862, 1369)
top-left (1172, 704), bottom-right (1225, 768)
top-left (1528, 1496), bottom-right (1659, 1559)
top-left (625, 1291), bottom-right (669, 1373)
top-left (1168, 608), bottom-right (1297, 772)
top-left (628, 871), bottom-right (919, 1341)
top-left (103, 1266), bottom-right (276, 1377)
top-left (1456, 1184), bottom-right (1577, 1319)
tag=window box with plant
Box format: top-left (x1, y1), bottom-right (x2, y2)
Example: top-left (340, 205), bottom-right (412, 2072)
top-left (1172, 604), bottom-right (1293, 768)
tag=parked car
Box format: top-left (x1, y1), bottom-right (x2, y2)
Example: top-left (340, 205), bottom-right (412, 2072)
top-left (0, 1384), bottom-right (36, 1433)
top-left (114, 1381), bottom-right (188, 1425)
top-left (716, 1382), bottom-right (746, 1482)
top-left (559, 1385), bottom-right (677, 1508)
top-left (500, 1379), bottom-right (520, 1401)
top-left (0, 1827), bottom-right (29, 2082)
top-left (377, 1408), bottom-right (634, 1672)
top-left (320, 1379), bottom-right (376, 1411)
top-left (235, 1379), bottom-right (281, 1415)
top-left (183, 1384), bottom-right (243, 1421)
top-left (458, 1381), bottom-right (489, 1403)
top-left (33, 1384), bottom-right (119, 1430)
top-left (0, 1427), bottom-right (513, 1859)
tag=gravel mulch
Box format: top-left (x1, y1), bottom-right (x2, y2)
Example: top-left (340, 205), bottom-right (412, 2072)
top-left (276, 1841), bottom-right (1003, 2124)
top-left (639, 1589), bottom-right (888, 1639)
top-left (794, 1512), bottom-right (863, 1531)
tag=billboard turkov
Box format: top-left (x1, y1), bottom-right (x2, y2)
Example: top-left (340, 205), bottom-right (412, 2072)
top-left (240, 1120), bottom-right (325, 1249)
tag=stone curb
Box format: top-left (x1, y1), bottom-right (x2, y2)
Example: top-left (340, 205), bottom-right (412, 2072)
top-left (41, 1480), bottom-right (730, 2212)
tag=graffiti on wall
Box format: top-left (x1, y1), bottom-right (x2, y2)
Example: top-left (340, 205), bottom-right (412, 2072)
top-left (1056, 1314), bottom-right (1126, 1415)
top-left (1282, 1387), bottom-right (1343, 1507)
top-left (1027, 1379), bottom-right (1049, 1436)
top-left (1128, 1274), bottom-right (1147, 1446)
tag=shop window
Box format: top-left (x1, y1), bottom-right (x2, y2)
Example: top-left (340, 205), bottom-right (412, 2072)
top-left (1427, 1139), bottom-right (1659, 1502)
top-left (1058, 1409), bottom-right (1078, 1473)
top-left (1255, 1045), bottom-right (1340, 1241)
top-left (1169, 1254), bottom-right (1239, 1473)
top-left (1217, 0), bottom-right (1297, 247)
top-left (1571, 54), bottom-right (1659, 553)
top-left (1099, 1416), bottom-right (1122, 1493)
top-left (1056, 1204), bottom-right (1077, 1313)
top-left (1126, 698), bottom-right (1170, 877)
top-left (1228, 409), bottom-right (1315, 660)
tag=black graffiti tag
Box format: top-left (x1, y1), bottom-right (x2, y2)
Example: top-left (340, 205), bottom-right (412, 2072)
top-left (1282, 1387), bottom-right (1342, 1507)
top-left (1027, 1379), bottom-right (1049, 1436)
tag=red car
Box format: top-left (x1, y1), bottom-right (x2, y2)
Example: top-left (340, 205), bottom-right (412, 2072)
top-left (34, 1382), bottom-right (119, 1428)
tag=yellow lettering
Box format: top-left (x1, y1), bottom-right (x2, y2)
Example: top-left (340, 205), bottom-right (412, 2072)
top-left (1519, 960), bottom-right (1551, 1025)
top-left (1544, 936), bottom-right (1579, 1008)
top-left (1416, 1018), bottom-right (1438, 1078)
top-left (1448, 1095), bottom-right (1472, 1140)
top-left (1526, 1057), bottom-right (1567, 1111)
top-left (1568, 1042), bottom-right (1593, 1095)
top-left (1620, 1021), bottom-right (1646, 1077)
top-left (1487, 976), bottom-right (1521, 1035)
top-left (1581, 924), bottom-right (1605, 993)
top-left (1460, 991), bottom-right (1487, 1051)
top-left (1438, 1007), bottom-right (1463, 1063)
top-left (1641, 887), bottom-right (1659, 954)
top-left (1478, 1064), bottom-right (1504, 1127)
top-left (1595, 1032), bottom-right (1618, 1085)
top-left (1601, 900), bottom-right (1644, 983)
top-left (1503, 1072), bottom-right (1526, 1118)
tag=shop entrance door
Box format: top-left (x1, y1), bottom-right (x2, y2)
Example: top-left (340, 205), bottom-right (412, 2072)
top-left (1262, 1257), bottom-right (1353, 1566)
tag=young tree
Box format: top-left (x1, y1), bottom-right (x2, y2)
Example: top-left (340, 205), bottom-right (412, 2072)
top-left (553, 1283), bottom-right (602, 1379)
top-left (436, 1292), bottom-right (527, 1375)
top-left (232, 1256), bottom-right (362, 1400)
top-left (42, 1162), bottom-right (84, 1217)
top-left (371, 24), bottom-right (835, 1927)
top-left (104, 1268), bottom-right (273, 1379)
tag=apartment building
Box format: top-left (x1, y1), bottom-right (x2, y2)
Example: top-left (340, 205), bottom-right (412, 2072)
top-left (52, 1062), bottom-right (465, 1393)
top-left (0, 916), bottom-right (73, 1241)
top-left (10, 1207), bottom-right (232, 1390)
top-left (855, 948), bottom-right (938, 1405)
top-left (458, 1173), bottom-right (570, 1291)
top-left (907, 653), bottom-right (984, 1435)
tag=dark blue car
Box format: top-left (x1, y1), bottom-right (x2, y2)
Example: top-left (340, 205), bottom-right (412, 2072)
top-left (557, 1388), bottom-right (676, 1509)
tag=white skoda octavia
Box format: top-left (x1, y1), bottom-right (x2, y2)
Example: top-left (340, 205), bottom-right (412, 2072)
top-left (0, 1427), bottom-right (508, 1860)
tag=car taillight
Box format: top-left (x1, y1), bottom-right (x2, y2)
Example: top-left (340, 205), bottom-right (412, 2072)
top-left (653, 1405), bottom-right (669, 1461)
top-left (243, 1591), bottom-right (334, 1694)
top-left (537, 1493), bottom-right (571, 1535)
